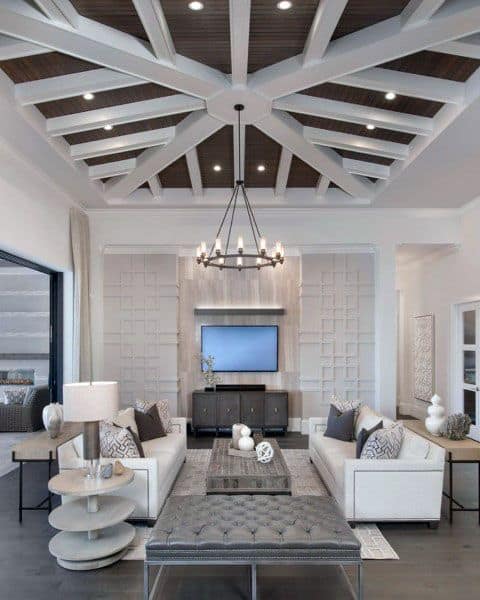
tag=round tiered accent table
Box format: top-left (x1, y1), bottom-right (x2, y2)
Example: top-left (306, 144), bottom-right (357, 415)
top-left (48, 468), bottom-right (135, 570)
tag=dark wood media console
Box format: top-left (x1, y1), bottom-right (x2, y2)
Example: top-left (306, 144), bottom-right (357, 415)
top-left (192, 389), bottom-right (288, 435)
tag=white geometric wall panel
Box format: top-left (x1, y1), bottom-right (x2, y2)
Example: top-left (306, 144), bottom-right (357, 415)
top-left (103, 254), bottom-right (178, 413)
top-left (300, 253), bottom-right (375, 418)
top-left (413, 314), bottom-right (435, 403)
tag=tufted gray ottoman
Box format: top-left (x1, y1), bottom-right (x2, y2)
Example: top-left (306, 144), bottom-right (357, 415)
top-left (144, 495), bottom-right (362, 600)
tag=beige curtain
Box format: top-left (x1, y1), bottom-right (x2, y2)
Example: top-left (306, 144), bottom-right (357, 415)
top-left (70, 207), bottom-right (92, 381)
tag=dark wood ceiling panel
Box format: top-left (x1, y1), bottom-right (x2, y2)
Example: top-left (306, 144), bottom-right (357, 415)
top-left (36, 83), bottom-right (175, 118)
top-left (85, 149), bottom-right (143, 166)
top-left (244, 126), bottom-right (280, 188)
top-left (303, 82), bottom-right (443, 118)
top-left (161, 0), bottom-right (230, 73)
top-left (337, 149), bottom-right (394, 166)
top-left (64, 113), bottom-right (188, 145)
top-left (71, 0), bottom-right (148, 41)
top-left (382, 51), bottom-right (480, 82)
top-left (197, 126), bottom-right (233, 188)
top-left (286, 156), bottom-right (319, 188)
top-left (248, 1), bottom-right (318, 72)
top-left (0, 52), bottom-right (96, 83)
top-left (290, 113), bottom-right (414, 145)
top-left (158, 155), bottom-right (190, 187)
top-left (332, 0), bottom-right (410, 39)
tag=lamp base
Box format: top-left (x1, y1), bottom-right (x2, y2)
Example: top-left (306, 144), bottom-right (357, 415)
top-left (83, 421), bottom-right (100, 479)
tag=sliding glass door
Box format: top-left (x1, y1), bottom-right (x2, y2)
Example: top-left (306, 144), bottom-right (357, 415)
top-left (458, 302), bottom-right (480, 441)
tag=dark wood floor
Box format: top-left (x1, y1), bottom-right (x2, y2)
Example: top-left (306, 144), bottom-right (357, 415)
top-left (0, 432), bottom-right (479, 600)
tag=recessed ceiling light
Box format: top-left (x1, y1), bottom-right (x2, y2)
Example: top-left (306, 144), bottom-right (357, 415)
top-left (83, 92), bottom-right (95, 101)
top-left (257, 164), bottom-right (266, 172)
top-left (213, 164), bottom-right (222, 172)
top-left (188, 1), bottom-right (204, 10)
top-left (103, 124), bottom-right (113, 131)
top-left (366, 124), bottom-right (375, 131)
top-left (277, 1), bottom-right (293, 9)
top-left (385, 91), bottom-right (396, 101)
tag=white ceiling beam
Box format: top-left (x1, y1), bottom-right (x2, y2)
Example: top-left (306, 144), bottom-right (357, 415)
top-left (131, 0), bottom-right (175, 62)
top-left (334, 67), bottom-right (464, 104)
top-left (32, 0), bottom-right (78, 27)
top-left (88, 158), bottom-right (137, 180)
top-left (147, 174), bottom-right (162, 198)
top-left (342, 158), bottom-right (390, 180)
top-left (104, 112), bottom-right (224, 200)
top-left (71, 126), bottom-right (175, 161)
top-left (185, 148), bottom-right (203, 197)
top-left (431, 33), bottom-right (480, 59)
top-left (275, 148), bottom-right (293, 197)
top-left (15, 68), bottom-right (147, 106)
top-left (47, 95), bottom-right (204, 136)
top-left (255, 111), bottom-right (373, 198)
top-left (250, 0), bottom-right (480, 99)
top-left (0, 0), bottom-right (227, 100)
top-left (233, 122), bottom-right (246, 182)
top-left (229, 0), bottom-right (251, 87)
top-left (0, 34), bottom-right (50, 59)
top-left (304, 125), bottom-right (409, 160)
top-left (401, 0), bottom-right (446, 28)
top-left (316, 175), bottom-right (330, 196)
top-left (274, 93), bottom-right (433, 136)
top-left (303, 0), bottom-right (348, 64)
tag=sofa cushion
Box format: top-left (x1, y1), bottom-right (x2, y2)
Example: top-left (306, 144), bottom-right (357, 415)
top-left (354, 405), bottom-right (384, 439)
top-left (142, 432), bottom-right (185, 459)
top-left (310, 432), bottom-right (355, 492)
top-left (332, 396), bottom-right (361, 424)
top-left (356, 420), bottom-right (383, 458)
top-left (114, 407), bottom-right (139, 437)
top-left (324, 404), bottom-right (355, 442)
top-left (360, 424), bottom-right (404, 460)
top-left (136, 398), bottom-right (173, 433)
top-left (135, 406), bottom-right (166, 442)
top-left (398, 429), bottom-right (430, 460)
top-left (100, 422), bottom-right (143, 458)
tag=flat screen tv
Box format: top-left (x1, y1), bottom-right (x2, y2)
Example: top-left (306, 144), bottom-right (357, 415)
top-left (201, 325), bottom-right (278, 372)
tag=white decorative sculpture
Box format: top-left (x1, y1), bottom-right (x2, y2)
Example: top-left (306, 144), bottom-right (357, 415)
top-left (232, 423), bottom-right (245, 450)
top-left (256, 441), bottom-right (274, 464)
top-left (42, 401), bottom-right (64, 439)
top-left (425, 393), bottom-right (446, 437)
top-left (238, 427), bottom-right (254, 451)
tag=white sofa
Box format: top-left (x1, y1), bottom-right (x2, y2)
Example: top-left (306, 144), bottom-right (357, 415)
top-left (58, 417), bottom-right (187, 522)
top-left (309, 406), bottom-right (445, 526)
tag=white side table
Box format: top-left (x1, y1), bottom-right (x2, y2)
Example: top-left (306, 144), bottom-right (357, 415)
top-left (48, 467), bottom-right (135, 570)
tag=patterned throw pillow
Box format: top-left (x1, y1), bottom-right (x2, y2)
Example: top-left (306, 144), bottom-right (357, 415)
top-left (331, 396), bottom-right (362, 427)
top-left (360, 424), bottom-right (404, 460)
top-left (3, 389), bottom-right (27, 405)
top-left (136, 398), bottom-right (172, 433)
top-left (100, 422), bottom-right (143, 459)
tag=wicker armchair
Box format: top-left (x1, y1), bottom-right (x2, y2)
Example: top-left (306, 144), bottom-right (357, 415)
top-left (0, 385), bottom-right (50, 432)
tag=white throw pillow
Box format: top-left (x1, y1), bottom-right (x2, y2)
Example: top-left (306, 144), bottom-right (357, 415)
top-left (354, 405), bottom-right (383, 439)
top-left (114, 407), bottom-right (139, 437)
top-left (360, 424), bottom-right (404, 460)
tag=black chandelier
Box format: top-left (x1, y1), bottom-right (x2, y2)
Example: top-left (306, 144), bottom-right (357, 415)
top-left (196, 105), bottom-right (285, 271)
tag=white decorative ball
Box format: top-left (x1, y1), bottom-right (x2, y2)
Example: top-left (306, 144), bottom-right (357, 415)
top-left (238, 435), bottom-right (255, 451)
top-left (256, 441), bottom-right (274, 464)
top-left (240, 426), bottom-right (251, 438)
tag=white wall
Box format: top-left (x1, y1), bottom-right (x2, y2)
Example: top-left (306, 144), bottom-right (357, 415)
top-left (397, 199), bottom-right (480, 419)
top-left (89, 206), bottom-right (461, 419)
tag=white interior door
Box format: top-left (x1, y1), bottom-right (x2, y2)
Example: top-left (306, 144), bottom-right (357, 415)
top-left (458, 303), bottom-right (480, 441)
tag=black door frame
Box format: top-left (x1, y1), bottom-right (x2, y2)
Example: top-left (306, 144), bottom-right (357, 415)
top-left (0, 249), bottom-right (63, 403)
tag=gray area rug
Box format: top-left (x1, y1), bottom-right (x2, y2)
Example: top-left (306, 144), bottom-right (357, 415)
top-left (125, 449), bottom-right (398, 561)
top-left (0, 432), bottom-right (30, 478)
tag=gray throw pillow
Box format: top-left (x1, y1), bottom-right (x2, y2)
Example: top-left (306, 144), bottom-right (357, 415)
top-left (356, 420), bottom-right (383, 458)
top-left (134, 405), bottom-right (166, 442)
top-left (324, 404), bottom-right (355, 442)
top-left (360, 424), bottom-right (404, 460)
top-left (100, 422), bottom-right (144, 458)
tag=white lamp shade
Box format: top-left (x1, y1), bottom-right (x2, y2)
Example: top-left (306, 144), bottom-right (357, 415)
top-left (62, 381), bottom-right (119, 422)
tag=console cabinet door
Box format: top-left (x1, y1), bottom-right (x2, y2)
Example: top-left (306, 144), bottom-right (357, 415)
top-left (265, 393), bottom-right (288, 428)
top-left (192, 393), bottom-right (217, 428)
top-left (216, 393), bottom-right (240, 427)
top-left (240, 392), bottom-right (264, 428)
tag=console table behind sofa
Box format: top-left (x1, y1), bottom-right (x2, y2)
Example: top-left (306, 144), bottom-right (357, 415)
top-left (192, 390), bottom-right (288, 435)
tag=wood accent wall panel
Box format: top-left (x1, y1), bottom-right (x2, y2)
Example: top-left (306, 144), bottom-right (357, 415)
top-left (300, 254), bottom-right (375, 418)
top-left (178, 257), bottom-right (300, 420)
top-left (103, 254), bottom-right (179, 412)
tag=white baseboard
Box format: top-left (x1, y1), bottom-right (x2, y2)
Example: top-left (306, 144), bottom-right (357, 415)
top-left (301, 419), bottom-right (310, 435)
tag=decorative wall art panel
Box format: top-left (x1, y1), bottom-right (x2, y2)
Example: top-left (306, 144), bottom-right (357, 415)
top-left (413, 314), bottom-right (435, 403)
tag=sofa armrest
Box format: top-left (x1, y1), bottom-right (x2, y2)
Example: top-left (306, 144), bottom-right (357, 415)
top-left (170, 417), bottom-right (187, 438)
top-left (345, 454), bottom-right (445, 473)
top-left (309, 417), bottom-right (327, 439)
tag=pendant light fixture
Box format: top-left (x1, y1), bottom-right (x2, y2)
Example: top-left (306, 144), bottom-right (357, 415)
top-left (196, 105), bottom-right (285, 271)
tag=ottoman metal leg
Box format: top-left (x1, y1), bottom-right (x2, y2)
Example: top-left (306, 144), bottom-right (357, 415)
top-left (357, 563), bottom-right (363, 600)
top-left (251, 563), bottom-right (257, 600)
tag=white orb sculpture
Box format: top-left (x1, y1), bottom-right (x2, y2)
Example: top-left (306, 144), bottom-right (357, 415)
top-left (238, 435), bottom-right (255, 451)
top-left (256, 441), bottom-right (274, 464)
top-left (240, 426), bottom-right (251, 438)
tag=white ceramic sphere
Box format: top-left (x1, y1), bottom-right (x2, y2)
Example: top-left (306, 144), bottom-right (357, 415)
top-left (240, 426), bottom-right (251, 438)
top-left (238, 435), bottom-right (255, 451)
top-left (256, 441), bottom-right (274, 464)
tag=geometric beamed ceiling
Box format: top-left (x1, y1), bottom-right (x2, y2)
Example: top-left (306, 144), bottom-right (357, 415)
top-left (1, 0), bottom-right (480, 208)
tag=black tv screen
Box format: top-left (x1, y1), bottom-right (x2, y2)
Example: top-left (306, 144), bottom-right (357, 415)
top-left (201, 325), bottom-right (278, 372)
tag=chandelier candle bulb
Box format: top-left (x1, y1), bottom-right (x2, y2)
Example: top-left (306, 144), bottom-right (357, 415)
top-left (275, 241), bottom-right (282, 257)
top-left (237, 256), bottom-right (243, 268)
top-left (215, 238), bottom-right (222, 254)
top-left (260, 237), bottom-right (267, 253)
top-left (238, 236), bottom-right (244, 253)
top-left (200, 241), bottom-right (207, 256)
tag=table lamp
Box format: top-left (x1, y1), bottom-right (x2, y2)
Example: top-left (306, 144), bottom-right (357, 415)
top-left (63, 381), bottom-right (119, 479)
